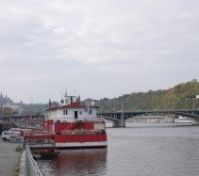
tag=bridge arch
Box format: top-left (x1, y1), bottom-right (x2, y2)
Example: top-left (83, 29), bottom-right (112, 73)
top-left (99, 109), bottom-right (199, 127)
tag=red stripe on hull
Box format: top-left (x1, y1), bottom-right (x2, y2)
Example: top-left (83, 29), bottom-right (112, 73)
top-left (54, 133), bottom-right (107, 143)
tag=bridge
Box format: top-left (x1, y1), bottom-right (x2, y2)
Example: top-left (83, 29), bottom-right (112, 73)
top-left (98, 109), bottom-right (199, 127)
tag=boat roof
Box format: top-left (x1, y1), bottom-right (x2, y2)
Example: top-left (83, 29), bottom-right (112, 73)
top-left (47, 102), bottom-right (99, 111)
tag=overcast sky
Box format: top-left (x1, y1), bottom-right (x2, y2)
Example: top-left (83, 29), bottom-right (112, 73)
top-left (0, 0), bottom-right (199, 103)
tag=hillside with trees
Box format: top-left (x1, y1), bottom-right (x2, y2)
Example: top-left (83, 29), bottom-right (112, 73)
top-left (1, 79), bottom-right (199, 115)
top-left (99, 79), bottom-right (199, 112)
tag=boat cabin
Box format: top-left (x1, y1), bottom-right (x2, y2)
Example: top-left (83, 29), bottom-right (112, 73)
top-left (45, 95), bottom-right (98, 122)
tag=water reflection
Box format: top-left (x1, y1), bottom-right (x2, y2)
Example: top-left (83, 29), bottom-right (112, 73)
top-left (38, 149), bottom-right (107, 176)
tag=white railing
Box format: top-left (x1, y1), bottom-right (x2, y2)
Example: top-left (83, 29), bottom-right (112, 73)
top-left (60, 129), bottom-right (105, 135)
top-left (25, 145), bottom-right (43, 176)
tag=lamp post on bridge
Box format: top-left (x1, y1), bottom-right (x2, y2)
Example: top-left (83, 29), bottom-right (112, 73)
top-left (196, 95), bottom-right (199, 109)
top-left (113, 97), bottom-right (116, 121)
top-left (0, 104), bottom-right (2, 120)
top-left (120, 97), bottom-right (125, 127)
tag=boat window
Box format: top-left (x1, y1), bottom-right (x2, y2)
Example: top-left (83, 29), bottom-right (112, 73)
top-left (89, 109), bottom-right (92, 114)
top-left (74, 111), bottom-right (78, 119)
top-left (63, 109), bottom-right (68, 115)
top-left (79, 111), bottom-right (82, 115)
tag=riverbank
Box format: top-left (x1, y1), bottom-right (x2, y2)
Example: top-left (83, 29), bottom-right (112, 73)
top-left (0, 140), bottom-right (21, 176)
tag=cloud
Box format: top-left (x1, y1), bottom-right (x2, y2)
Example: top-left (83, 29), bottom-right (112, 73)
top-left (0, 0), bottom-right (199, 102)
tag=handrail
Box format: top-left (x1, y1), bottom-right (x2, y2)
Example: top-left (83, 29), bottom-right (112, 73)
top-left (25, 145), bottom-right (43, 176)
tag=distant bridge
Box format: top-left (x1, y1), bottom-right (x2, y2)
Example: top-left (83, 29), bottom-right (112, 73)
top-left (98, 109), bottom-right (199, 127)
top-left (0, 115), bottom-right (44, 132)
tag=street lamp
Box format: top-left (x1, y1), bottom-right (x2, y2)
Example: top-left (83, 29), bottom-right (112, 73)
top-left (196, 95), bottom-right (199, 109)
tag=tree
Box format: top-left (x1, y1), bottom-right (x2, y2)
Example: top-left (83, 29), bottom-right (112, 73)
top-left (3, 107), bottom-right (13, 117)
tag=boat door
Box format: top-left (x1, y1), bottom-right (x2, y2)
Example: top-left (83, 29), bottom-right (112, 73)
top-left (74, 111), bottom-right (78, 119)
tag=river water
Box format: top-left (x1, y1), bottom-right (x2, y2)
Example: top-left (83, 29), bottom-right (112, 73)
top-left (37, 126), bottom-right (199, 176)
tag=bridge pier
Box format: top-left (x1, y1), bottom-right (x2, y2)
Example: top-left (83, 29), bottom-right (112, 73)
top-left (112, 120), bottom-right (125, 128)
top-left (112, 113), bottom-right (125, 128)
top-left (194, 118), bottom-right (199, 124)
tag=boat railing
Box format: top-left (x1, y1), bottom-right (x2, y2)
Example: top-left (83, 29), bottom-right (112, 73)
top-left (25, 145), bottom-right (43, 176)
top-left (60, 129), bottom-right (105, 135)
top-left (27, 130), bottom-right (53, 136)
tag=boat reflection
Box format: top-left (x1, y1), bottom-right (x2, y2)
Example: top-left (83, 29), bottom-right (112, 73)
top-left (38, 149), bottom-right (107, 176)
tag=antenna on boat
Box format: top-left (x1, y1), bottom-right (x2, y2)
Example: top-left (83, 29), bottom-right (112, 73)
top-left (64, 88), bottom-right (68, 104)
top-left (49, 99), bottom-right (52, 108)
top-left (65, 88), bottom-right (67, 97)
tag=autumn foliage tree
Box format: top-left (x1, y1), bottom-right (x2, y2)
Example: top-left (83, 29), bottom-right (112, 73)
top-left (99, 79), bottom-right (199, 112)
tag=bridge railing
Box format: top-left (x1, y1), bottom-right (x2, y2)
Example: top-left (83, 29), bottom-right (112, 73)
top-left (25, 145), bottom-right (43, 176)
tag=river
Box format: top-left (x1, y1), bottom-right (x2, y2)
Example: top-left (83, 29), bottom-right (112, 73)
top-left (37, 126), bottom-right (199, 176)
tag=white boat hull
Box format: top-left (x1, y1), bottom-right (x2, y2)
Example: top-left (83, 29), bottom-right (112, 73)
top-left (55, 141), bottom-right (107, 148)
